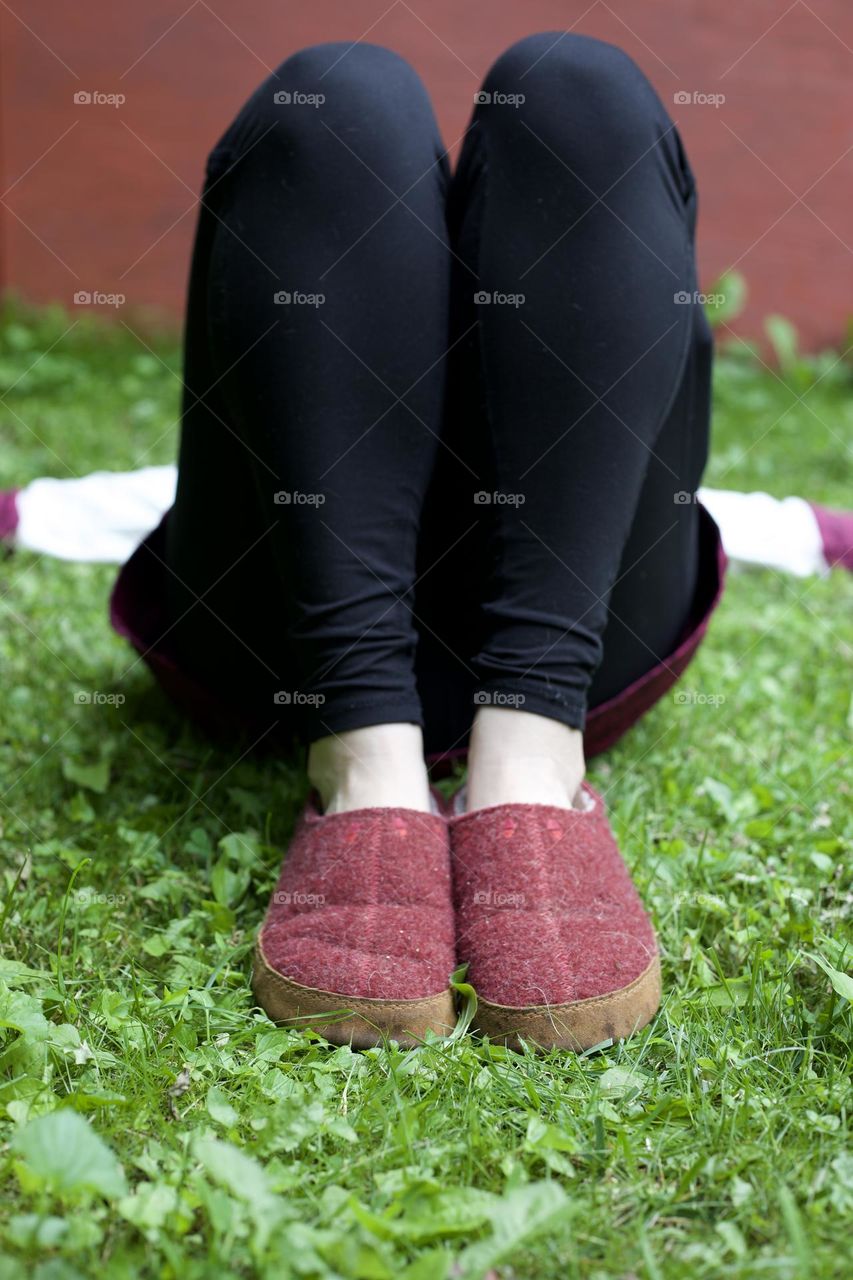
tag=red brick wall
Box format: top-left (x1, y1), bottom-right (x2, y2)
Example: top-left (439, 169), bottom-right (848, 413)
top-left (1, 1), bottom-right (851, 347)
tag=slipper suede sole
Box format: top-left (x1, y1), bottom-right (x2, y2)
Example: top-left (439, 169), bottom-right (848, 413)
top-left (252, 940), bottom-right (457, 1048)
top-left (473, 953), bottom-right (661, 1051)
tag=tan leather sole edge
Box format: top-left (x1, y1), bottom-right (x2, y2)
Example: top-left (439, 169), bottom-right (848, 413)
top-left (473, 955), bottom-right (662, 1051)
top-left (252, 941), bottom-right (457, 1049)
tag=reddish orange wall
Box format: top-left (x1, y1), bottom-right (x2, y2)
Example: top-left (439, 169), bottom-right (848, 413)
top-left (2, 1), bottom-right (851, 347)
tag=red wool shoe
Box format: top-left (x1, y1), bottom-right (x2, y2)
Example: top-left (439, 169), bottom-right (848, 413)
top-left (253, 799), bottom-right (457, 1047)
top-left (450, 784), bottom-right (661, 1050)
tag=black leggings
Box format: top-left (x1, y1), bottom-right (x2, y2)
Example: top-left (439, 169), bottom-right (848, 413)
top-left (164, 33), bottom-right (712, 753)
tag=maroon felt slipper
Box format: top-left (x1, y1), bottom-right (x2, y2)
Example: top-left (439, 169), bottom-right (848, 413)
top-left (450, 784), bottom-right (660, 1050)
top-left (252, 798), bottom-right (457, 1047)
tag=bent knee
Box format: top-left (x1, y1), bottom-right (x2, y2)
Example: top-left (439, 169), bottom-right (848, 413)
top-left (481, 32), bottom-right (663, 146)
top-left (279, 41), bottom-right (420, 92)
top-left (486, 32), bottom-right (648, 97)
top-left (209, 41), bottom-right (437, 172)
top-left (255, 42), bottom-right (431, 131)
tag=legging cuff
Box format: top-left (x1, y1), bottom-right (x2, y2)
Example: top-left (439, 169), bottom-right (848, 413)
top-left (473, 682), bottom-right (587, 732)
top-left (303, 696), bottom-right (424, 743)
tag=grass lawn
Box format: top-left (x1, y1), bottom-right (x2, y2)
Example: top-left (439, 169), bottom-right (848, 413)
top-left (0, 301), bottom-right (851, 1279)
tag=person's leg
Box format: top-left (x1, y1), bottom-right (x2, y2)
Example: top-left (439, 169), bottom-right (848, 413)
top-left (162, 44), bottom-right (460, 1042)
top-left (435, 33), bottom-right (710, 807)
top-left (164, 42), bottom-right (454, 811)
top-left (435, 33), bottom-right (713, 1048)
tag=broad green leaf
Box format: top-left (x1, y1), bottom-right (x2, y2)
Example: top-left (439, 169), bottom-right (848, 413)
top-left (11, 1110), bottom-right (127, 1199)
top-left (525, 1116), bottom-right (578, 1153)
top-left (206, 1086), bottom-right (239, 1129)
top-left (193, 1135), bottom-right (274, 1207)
top-left (808, 952), bottom-right (853, 1001)
top-left (399, 1251), bottom-right (451, 1280)
top-left (210, 856), bottom-right (250, 907)
top-left (62, 757), bottom-right (111, 794)
top-left (4, 1214), bottom-right (69, 1249)
top-left (350, 1187), bottom-right (494, 1243)
top-left (599, 1065), bottom-right (649, 1098)
top-left (118, 1182), bottom-right (179, 1233)
top-left (0, 984), bottom-right (51, 1040)
top-left (218, 831), bottom-right (262, 867)
top-left (455, 1181), bottom-right (571, 1277)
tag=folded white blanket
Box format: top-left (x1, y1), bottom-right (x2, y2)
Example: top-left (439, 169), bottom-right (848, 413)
top-left (14, 466), bottom-right (177, 563)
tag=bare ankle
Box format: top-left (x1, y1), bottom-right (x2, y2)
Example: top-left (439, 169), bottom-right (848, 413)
top-left (466, 707), bottom-right (585, 811)
top-left (308, 723), bottom-right (432, 814)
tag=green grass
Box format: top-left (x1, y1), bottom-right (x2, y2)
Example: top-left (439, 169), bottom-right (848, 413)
top-left (0, 299), bottom-right (851, 1280)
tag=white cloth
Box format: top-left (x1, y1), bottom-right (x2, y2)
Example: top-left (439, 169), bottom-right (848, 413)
top-left (15, 466), bottom-right (177, 563)
top-left (10, 465), bottom-right (829, 577)
top-left (697, 486), bottom-right (827, 578)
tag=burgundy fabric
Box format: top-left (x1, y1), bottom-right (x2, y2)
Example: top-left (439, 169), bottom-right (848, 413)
top-left (811, 502), bottom-right (853, 573)
top-left (0, 488), bottom-right (19, 542)
top-left (108, 503), bottom-right (727, 758)
top-left (583, 504), bottom-right (727, 758)
top-left (450, 784), bottom-right (657, 1006)
top-left (259, 800), bottom-right (456, 999)
top-left (108, 513), bottom-right (247, 737)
